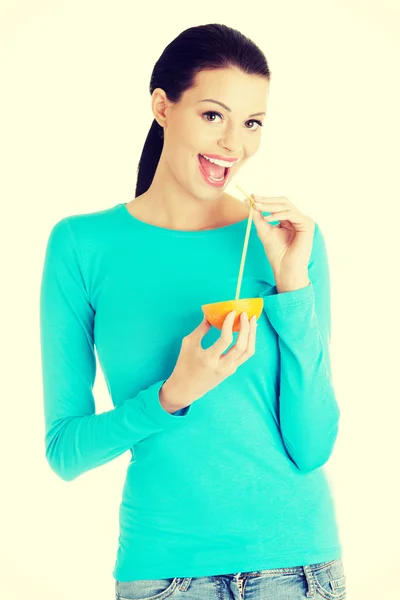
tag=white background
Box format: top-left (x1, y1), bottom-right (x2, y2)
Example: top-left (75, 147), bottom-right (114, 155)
top-left (1, 1), bottom-right (399, 598)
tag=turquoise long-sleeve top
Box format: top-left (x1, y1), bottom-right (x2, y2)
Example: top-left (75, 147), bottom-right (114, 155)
top-left (40, 202), bottom-right (342, 582)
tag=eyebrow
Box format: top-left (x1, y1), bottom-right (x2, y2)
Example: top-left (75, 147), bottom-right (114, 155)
top-left (198, 98), bottom-right (266, 118)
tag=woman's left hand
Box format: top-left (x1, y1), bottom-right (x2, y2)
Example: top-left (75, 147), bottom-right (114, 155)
top-left (247, 194), bottom-right (315, 280)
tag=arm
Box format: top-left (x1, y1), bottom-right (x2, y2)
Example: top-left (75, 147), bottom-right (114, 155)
top-left (260, 221), bottom-right (340, 472)
top-left (40, 219), bottom-right (190, 482)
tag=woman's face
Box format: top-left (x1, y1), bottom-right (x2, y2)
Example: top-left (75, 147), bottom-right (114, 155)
top-left (153, 66), bottom-right (270, 200)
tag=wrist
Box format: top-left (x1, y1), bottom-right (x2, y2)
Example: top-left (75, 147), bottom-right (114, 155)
top-left (159, 379), bottom-right (184, 414)
top-left (275, 273), bottom-right (310, 293)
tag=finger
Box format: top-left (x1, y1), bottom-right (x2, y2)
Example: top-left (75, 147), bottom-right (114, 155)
top-left (230, 315), bottom-right (257, 369)
top-left (253, 202), bottom-right (287, 212)
top-left (244, 315), bottom-right (257, 361)
top-left (252, 195), bottom-right (291, 204)
top-left (250, 195), bottom-right (296, 210)
top-left (261, 209), bottom-right (302, 224)
top-left (207, 310), bottom-right (237, 358)
top-left (220, 311), bottom-right (251, 366)
top-left (190, 316), bottom-right (211, 343)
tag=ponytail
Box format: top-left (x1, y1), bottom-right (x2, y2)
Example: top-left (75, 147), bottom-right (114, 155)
top-left (134, 119), bottom-right (164, 197)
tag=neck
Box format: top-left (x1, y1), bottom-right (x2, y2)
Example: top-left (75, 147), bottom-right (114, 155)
top-left (137, 156), bottom-right (229, 231)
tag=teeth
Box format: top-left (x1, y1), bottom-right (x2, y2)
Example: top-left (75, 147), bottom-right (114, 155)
top-left (200, 154), bottom-right (237, 168)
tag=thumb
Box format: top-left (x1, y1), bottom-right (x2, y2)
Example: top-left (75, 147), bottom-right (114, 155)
top-left (248, 198), bottom-right (273, 229)
top-left (192, 316), bottom-right (211, 340)
top-left (244, 195), bottom-right (263, 221)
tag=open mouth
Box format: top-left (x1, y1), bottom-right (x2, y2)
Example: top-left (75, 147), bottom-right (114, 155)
top-left (197, 154), bottom-right (230, 187)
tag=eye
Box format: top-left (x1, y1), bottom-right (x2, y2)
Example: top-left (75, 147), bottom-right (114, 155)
top-left (202, 111), bottom-right (263, 131)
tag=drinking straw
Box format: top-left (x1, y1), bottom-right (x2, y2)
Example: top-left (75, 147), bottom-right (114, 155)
top-left (234, 184), bottom-right (256, 301)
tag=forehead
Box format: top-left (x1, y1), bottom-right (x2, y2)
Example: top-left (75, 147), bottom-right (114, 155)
top-left (184, 67), bottom-right (269, 109)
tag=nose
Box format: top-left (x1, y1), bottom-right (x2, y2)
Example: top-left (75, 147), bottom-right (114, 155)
top-left (218, 125), bottom-right (243, 156)
top-left (218, 143), bottom-right (243, 159)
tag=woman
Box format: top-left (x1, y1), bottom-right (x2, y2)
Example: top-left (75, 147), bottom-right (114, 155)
top-left (40, 23), bottom-right (346, 600)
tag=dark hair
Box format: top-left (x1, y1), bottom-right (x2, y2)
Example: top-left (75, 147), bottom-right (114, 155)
top-left (134, 23), bottom-right (271, 197)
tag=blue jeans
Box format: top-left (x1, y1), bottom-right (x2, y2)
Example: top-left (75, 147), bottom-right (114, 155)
top-left (115, 558), bottom-right (346, 599)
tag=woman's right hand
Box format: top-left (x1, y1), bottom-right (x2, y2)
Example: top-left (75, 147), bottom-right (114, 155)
top-left (159, 310), bottom-right (257, 412)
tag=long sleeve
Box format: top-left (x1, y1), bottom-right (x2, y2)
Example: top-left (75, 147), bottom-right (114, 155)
top-left (39, 219), bottom-right (190, 482)
top-left (260, 221), bottom-right (340, 472)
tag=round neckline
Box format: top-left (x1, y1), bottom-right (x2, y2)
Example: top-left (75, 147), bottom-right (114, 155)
top-left (116, 202), bottom-right (251, 237)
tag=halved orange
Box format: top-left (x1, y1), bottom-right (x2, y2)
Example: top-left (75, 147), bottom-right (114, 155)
top-left (201, 297), bottom-right (264, 332)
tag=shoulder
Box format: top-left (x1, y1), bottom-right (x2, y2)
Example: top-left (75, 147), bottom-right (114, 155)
top-left (45, 204), bottom-right (121, 268)
top-left (49, 203), bottom-right (120, 241)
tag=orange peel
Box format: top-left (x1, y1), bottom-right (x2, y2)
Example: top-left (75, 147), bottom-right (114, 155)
top-left (201, 297), bottom-right (263, 332)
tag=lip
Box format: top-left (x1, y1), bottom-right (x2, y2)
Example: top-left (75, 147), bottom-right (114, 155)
top-left (197, 154), bottom-right (230, 188)
top-left (199, 153), bottom-right (240, 164)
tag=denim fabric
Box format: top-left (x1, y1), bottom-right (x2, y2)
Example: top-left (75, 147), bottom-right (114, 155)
top-left (115, 557), bottom-right (346, 599)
